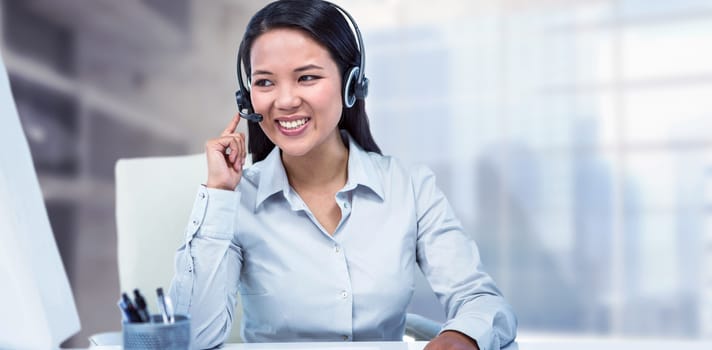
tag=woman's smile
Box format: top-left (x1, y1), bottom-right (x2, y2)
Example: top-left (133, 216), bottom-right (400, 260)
top-left (275, 116), bottom-right (312, 136)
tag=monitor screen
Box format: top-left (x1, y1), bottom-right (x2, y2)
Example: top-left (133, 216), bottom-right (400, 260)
top-left (0, 55), bottom-right (81, 348)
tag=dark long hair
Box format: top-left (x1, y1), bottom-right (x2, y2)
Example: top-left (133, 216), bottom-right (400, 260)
top-left (239, 0), bottom-right (381, 162)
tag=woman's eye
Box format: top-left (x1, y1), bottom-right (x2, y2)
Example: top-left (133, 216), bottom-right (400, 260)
top-left (299, 75), bottom-right (321, 82)
top-left (253, 79), bottom-right (273, 87)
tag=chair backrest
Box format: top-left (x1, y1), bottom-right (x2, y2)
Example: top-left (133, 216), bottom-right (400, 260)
top-left (115, 154), bottom-right (243, 343)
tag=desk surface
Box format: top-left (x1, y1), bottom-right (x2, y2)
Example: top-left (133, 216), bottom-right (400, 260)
top-left (87, 342), bottom-right (428, 350)
top-left (85, 338), bottom-right (712, 350)
top-left (85, 342), bottom-right (428, 350)
top-left (212, 342), bottom-right (426, 349)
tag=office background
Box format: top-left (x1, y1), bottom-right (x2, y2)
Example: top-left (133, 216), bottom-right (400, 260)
top-left (1, 0), bottom-right (710, 347)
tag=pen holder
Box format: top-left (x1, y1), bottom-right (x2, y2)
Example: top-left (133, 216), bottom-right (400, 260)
top-left (123, 314), bottom-right (191, 350)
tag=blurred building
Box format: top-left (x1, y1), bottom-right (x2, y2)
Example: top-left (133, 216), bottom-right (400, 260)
top-left (358, 0), bottom-right (712, 339)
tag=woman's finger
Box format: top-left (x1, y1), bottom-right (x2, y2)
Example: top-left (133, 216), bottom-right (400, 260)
top-left (238, 132), bottom-right (247, 164)
top-left (224, 132), bottom-right (246, 163)
top-left (228, 137), bottom-right (240, 164)
top-left (221, 114), bottom-right (241, 136)
top-left (230, 135), bottom-right (243, 171)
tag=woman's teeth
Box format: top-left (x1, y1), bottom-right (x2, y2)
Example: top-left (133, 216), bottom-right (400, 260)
top-left (278, 118), bottom-right (309, 129)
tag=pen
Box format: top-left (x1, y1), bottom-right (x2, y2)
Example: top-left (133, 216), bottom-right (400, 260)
top-left (116, 293), bottom-right (141, 323)
top-left (133, 289), bottom-right (151, 323)
top-left (117, 299), bottom-right (131, 323)
top-left (156, 288), bottom-right (174, 324)
top-left (121, 293), bottom-right (142, 323)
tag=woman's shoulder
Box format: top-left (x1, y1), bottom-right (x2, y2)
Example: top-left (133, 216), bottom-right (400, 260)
top-left (364, 151), bottom-right (436, 185)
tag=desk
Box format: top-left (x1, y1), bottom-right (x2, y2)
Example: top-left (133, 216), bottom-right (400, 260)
top-left (86, 339), bottom-right (712, 350)
top-left (221, 343), bottom-right (424, 349)
top-left (517, 338), bottom-right (712, 350)
top-left (87, 342), bottom-right (429, 350)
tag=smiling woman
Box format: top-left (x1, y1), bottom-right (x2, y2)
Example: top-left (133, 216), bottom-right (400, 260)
top-left (168, 1), bottom-right (517, 349)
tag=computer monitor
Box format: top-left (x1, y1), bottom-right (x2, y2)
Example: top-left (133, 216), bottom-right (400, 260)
top-left (0, 55), bottom-right (81, 348)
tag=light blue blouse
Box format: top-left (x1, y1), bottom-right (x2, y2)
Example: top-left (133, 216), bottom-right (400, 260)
top-left (169, 131), bottom-right (517, 350)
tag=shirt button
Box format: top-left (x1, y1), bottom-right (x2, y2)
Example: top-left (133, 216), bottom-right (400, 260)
top-left (342, 202), bottom-right (349, 209)
top-left (340, 291), bottom-right (348, 299)
top-left (334, 245), bottom-right (341, 253)
top-left (199, 192), bottom-right (206, 199)
top-left (187, 265), bottom-right (193, 272)
top-left (192, 219), bottom-right (199, 226)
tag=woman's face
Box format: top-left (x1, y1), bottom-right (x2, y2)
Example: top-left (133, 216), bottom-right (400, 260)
top-left (250, 28), bottom-right (344, 158)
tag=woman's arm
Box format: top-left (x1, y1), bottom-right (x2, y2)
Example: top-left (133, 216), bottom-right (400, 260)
top-left (169, 185), bottom-right (243, 349)
top-left (412, 166), bottom-right (517, 350)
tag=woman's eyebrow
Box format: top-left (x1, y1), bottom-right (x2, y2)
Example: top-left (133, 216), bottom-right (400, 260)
top-left (252, 64), bottom-right (323, 76)
top-left (252, 69), bottom-right (273, 76)
top-left (294, 64), bottom-right (324, 72)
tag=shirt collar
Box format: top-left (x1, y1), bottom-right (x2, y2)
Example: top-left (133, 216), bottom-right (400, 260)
top-left (252, 130), bottom-right (384, 210)
top-left (341, 130), bottom-right (384, 201)
top-left (252, 144), bottom-right (290, 209)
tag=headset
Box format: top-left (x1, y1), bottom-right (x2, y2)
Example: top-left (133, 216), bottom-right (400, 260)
top-left (235, 1), bottom-right (369, 123)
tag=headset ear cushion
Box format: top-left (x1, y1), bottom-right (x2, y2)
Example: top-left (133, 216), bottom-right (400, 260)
top-left (356, 76), bottom-right (369, 99)
top-left (343, 66), bottom-right (359, 108)
top-left (235, 90), bottom-right (253, 114)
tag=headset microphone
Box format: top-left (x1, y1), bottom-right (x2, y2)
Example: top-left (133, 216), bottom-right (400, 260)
top-left (238, 109), bottom-right (263, 123)
top-left (240, 111), bottom-right (263, 123)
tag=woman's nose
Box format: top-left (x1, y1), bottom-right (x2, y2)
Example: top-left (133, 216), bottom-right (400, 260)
top-left (274, 84), bottom-right (301, 110)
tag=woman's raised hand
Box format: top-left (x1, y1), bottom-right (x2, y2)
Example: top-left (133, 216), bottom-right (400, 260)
top-left (205, 114), bottom-right (247, 191)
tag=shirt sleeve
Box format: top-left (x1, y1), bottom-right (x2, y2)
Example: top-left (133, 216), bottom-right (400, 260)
top-left (412, 166), bottom-right (517, 350)
top-left (168, 185), bottom-right (243, 349)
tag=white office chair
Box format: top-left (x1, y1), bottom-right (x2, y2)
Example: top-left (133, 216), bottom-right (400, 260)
top-left (91, 153), bottom-right (440, 346)
top-left (112, 153), bottom-right (244, 345)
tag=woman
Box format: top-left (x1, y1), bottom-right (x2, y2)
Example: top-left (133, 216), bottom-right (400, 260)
top-left (169, 1), bottom-right (517, 349)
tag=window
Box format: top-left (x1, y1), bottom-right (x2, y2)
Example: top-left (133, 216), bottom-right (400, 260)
top-left (355, 0), bottom-right (712, 337)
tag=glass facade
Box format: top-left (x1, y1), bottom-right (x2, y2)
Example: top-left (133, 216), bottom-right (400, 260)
top-left (356, 0), bottom-right (712, 337)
